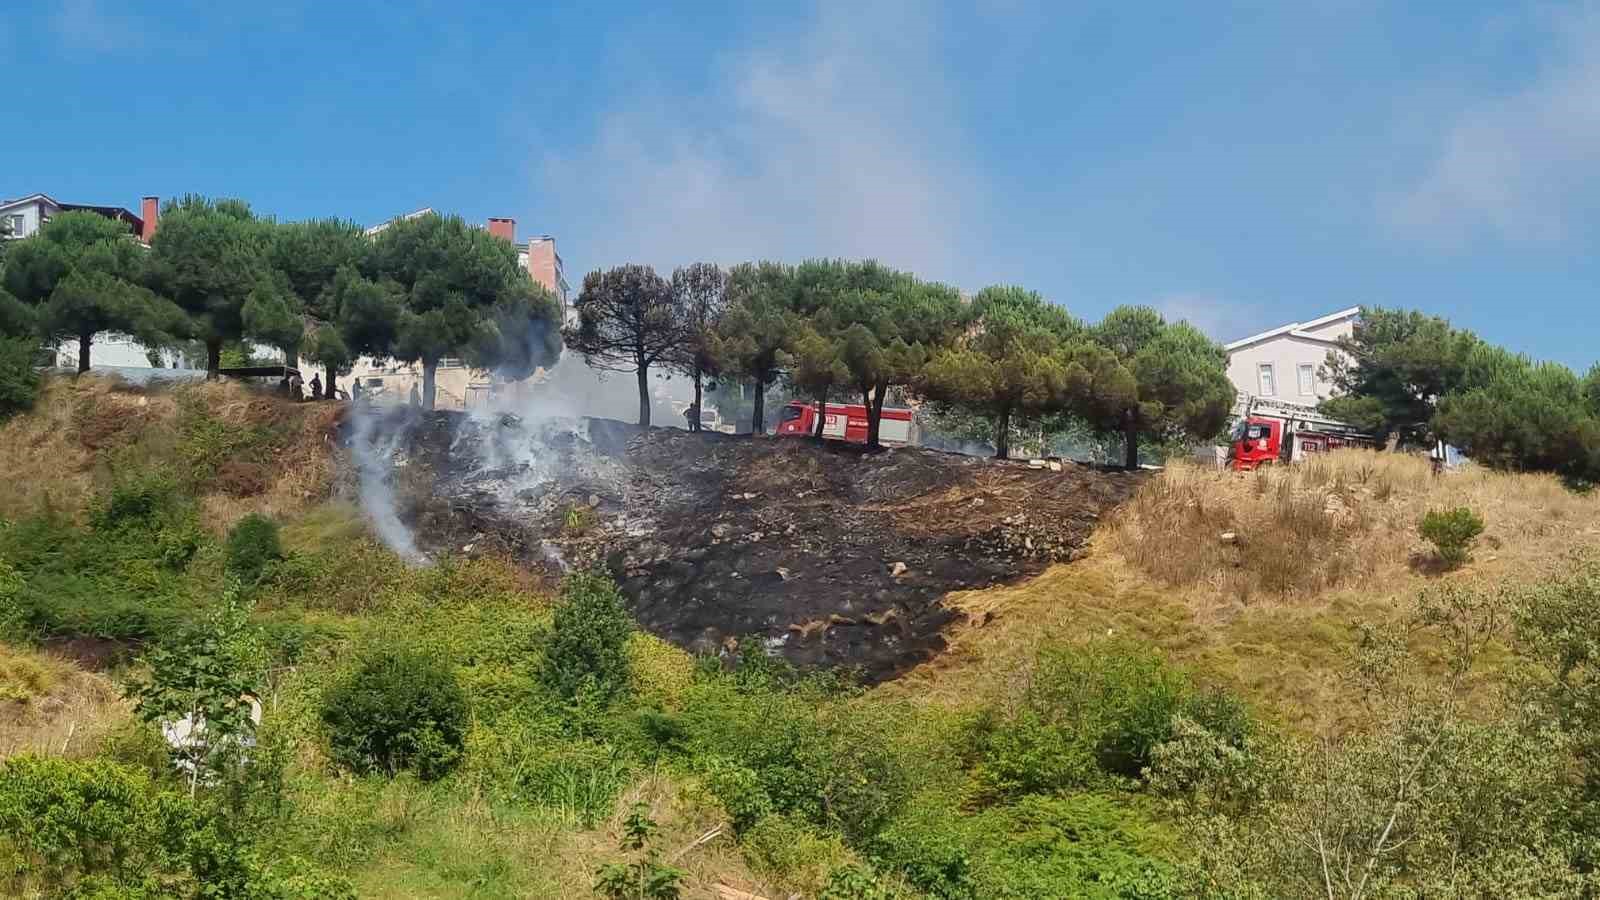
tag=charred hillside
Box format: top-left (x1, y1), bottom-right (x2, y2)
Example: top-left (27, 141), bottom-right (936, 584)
top-left (362, 408), bottom-right (1144, 681)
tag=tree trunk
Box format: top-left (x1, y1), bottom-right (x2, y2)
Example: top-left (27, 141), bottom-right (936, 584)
top-left (206, 338), bottom-right (222, 380)
top-left (636, 364), bottom-right (651, 427)
top-left (814, 388), bottom-right (829, 440)
top-left (867, 383), bottom-right (887, 449)
top-left (422, 359), bottom-right (438, 410)
top-left (326, 364), bottom-right (338, 401)
top-left (1123, 414), bottom-right (1139, 469)
top-left (751, 375), bottom-right (767, 434)
top-left (691, 371), bottom-right (703, 432)
top-left (77, 332), bottom-right (91, 374)
top-left (994, 405), bottom-right (1012, 459)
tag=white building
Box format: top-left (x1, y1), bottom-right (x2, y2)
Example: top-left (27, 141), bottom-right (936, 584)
top-left (0, 193), bottom-right (152, 242)
top-left (1223, 307), bottom-right (1359, 404)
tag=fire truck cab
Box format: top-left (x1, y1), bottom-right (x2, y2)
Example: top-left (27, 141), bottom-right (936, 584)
top-left (775, 401), bottom-right (915, 446)
top-left (1228, 398), bottom-right (1375, 471)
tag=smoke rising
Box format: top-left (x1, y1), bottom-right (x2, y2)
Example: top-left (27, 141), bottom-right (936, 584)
top-left (347, 400), bottom-right (426, 564)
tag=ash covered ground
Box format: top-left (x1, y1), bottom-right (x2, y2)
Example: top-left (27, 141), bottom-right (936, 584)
top-left (353, 407), bottom-right (1144, 682)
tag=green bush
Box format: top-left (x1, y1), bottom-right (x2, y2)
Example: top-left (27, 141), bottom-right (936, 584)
top-left (966, 642), bottom-right (1251, 803)
top-left (321, 648), bottom-right (469, 780)
top-left (0, 337), bottom-right (40, 420)
top-left (542, 572), bottom-right (635, 704)
top-left (225, 513), bottom-right (283, 583)
top-left (1419, 507), bottom-right (1485, 569)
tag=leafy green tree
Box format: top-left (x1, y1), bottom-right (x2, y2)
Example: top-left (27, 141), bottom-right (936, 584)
top-left (268, 219), bottom-right (373, 393)
top-left (542, 573), bottom-right (635, 704)
top-left (666, 262), bottom-right (726, 431)
top-left (787, 317), bottom-right (850, 439)
top-left (125, 590), bottom-right (266, 796)
top-left (563, 264), bottom-right (683, 426)
top-left (146, 196), bottom-right (271, 378)
top-left (240, 275), bottom-right (304, 368)
top-left (1432, 347), bottom-right (1600, 480)
top-left (1078, 307), bottom-right (1233, 469)
top-left (3, 211), bottom-right (187, 372)
top-left (919, 286), bottom-right (1081, 458)
top-left (717, 261), bottom-right (797, 433)
top-left (326, 264), bottom-right (402, 371)
top-left (829, 268), bottom-right (965, 448)
top-left (367, 212), bottom-right (526, 408)
top-left (1320, 306), bottom-right (1483, 443)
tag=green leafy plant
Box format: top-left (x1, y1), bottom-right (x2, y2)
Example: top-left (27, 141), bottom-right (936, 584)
top-left (124, 589), bottom-right (265, 796)
top-left (594, 803), bottom-right (686, 900)
top-left (1419, 506), bottom-right (1485, 569)
top-left (543, 572), bottom-right (635, 704)
top-left (321, 648), bottom-right (468, 780)
top-left (225, 513), bottom-right (283, 584)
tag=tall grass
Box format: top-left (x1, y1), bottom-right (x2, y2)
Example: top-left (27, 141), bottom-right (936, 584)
top-left (1112, 450), bottom-right (1600, 603)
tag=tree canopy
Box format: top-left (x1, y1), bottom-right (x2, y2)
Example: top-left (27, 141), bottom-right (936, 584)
top-left (3, 211), bottom-right (186, 373)
top-left (367, 212), bottom-right (540, 409)
top-left (920, 286), bottom-right (1082, 458)
top-left (666, 263), bottom-right (727, 431)
top-left (716, 262), bottom-right (797, 434)
top-left (146, 196), bottom-right (270, 377)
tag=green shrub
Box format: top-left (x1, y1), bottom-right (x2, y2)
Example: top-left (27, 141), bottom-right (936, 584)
top-left (225, 513), bottom-right (283, 583)
top-left (742, 814), bottom-right (854, 892)
top-left (321, 648), bottom-right (469, 780)
top-left (966, 642), bottom-right (1252, 803)
top-left (1419, 507), bottom-right (1485, 569)
top-left (0, 337), bottom-right (40, 420)
top-left (819, 864), bottom-right (903, 900)
top-left (542, 572), bottom-right (634, 704)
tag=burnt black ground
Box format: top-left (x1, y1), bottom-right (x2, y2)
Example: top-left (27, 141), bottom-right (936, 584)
top-left (356, 409), bottom-right (1144, 683)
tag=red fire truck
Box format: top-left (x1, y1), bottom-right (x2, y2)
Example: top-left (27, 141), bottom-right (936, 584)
top-left (775, 401), bottom-right (916, 446)
top-left (1228, 397), bottom-right (1376, 471)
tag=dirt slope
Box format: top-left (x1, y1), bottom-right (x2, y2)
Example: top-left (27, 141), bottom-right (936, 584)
top-left (378, 410), bottom-right (1144, 680)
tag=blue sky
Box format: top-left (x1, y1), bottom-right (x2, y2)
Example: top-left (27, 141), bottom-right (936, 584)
top-left (6, 1), bottom-right (1597, 369)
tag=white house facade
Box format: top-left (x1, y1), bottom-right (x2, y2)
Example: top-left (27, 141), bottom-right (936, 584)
top-left (1223, 307), bottom-right (1359, 404)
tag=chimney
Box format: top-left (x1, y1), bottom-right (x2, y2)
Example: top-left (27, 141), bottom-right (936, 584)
top-left (486, 217), bottom-right (515, 242)
top-left (140, 196), bottom-right (159, 243)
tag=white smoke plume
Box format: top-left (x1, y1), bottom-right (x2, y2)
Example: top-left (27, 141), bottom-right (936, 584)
top-left (347, 401), bottom-right (426, 564)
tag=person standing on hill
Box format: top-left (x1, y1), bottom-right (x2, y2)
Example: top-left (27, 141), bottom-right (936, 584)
top-left (409, 383), bottom-right (420, 407)
top-left (309, 373), bottom-right (323, 401)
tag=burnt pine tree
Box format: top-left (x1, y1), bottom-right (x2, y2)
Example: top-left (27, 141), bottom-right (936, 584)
top-left (919, 286), bottom-right (1082, 459)
top-left (3, 211), bottom-right (186, 373)
top-left (666, 263), bottom-right (726, 431)
top-left (715, 262), bottom-right (796, 434)
top-left (786, 316), bottom-right (849, 440)
top-left (1081, 306), bottom-right (1234, 469)
top-left (563, 265), bottom-right (683, 427)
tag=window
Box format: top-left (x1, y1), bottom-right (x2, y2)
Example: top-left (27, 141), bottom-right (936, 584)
top-left (779, 404), bottom-right (804, 422)
top-left (1298, 364), bottom-right (1315, 396)
top-left (1257, 363), bottom-right (1276, 396)
top-left (5, 215), bottom-right (23, 236)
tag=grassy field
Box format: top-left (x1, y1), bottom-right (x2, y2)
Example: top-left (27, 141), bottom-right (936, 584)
top-left (2, 377), bottom-right (1596, 897)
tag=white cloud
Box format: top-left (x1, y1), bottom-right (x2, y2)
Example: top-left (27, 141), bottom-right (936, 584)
top-left (1154, 292), bottom-right (1272, 344)
top-left (540, 1), bottom-right (987, 285)
top-left (1387, 10), bottom-right (1600, 245)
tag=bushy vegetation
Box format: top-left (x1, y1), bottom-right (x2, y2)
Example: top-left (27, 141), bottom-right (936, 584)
top-left (1418, 506), bottom-right (1484, 569)
top-left (542, 572), bottom-right (635, 704)
top-left (226, 513), bottom-right (283, 583)
top-left (321, 648), bottom-right (469, 780)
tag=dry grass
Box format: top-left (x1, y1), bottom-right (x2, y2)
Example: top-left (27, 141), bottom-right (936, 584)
top-left (893, 450), bottom-right (1599, 733)
top-left (0, 642), bottom-right (128, 758)
top-left (1110, 450), bottom-right (1599, 607)
top-left (0, 373), bottom-right (344, 532)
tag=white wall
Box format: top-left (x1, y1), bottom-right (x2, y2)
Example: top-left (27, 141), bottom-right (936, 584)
top-left (2, 199), bottom-right (53, 239)
top-left (1226, 334), bottom-right (1347, 402)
